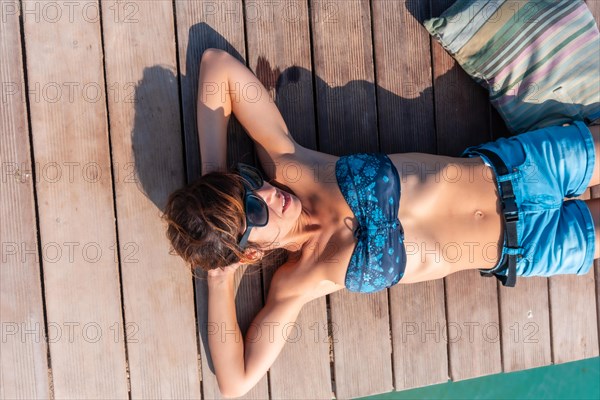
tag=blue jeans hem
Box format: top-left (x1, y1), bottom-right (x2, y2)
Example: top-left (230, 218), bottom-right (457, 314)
top-left (572, 199), bottom-right (596, 275)
top-left (570, 120), bottom-right (596, 197)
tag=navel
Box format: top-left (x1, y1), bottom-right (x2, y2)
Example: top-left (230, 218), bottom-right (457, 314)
top-left (474, 210), bottom-right (484, 218)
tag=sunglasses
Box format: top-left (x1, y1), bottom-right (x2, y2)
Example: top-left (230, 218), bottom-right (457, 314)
top-left (234, 163), bottom-right (269, 249)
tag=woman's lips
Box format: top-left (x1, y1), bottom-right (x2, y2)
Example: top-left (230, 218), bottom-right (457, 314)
top-left (282, 191), bottom-right (291, 213)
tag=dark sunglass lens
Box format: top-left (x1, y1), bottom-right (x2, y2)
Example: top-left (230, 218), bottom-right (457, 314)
top-left (246, 196), bottom-right (268, 226)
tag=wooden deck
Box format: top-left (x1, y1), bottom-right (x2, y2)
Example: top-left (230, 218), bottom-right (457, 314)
top-left (2, 0), bottom-right (599, 398)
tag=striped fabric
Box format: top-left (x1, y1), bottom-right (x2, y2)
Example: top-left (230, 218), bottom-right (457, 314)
top-left (424, 0), bottom-right (600, 134)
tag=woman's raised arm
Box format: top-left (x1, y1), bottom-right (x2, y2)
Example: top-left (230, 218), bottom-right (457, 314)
top-left (197, 49), bottom-right (232, 175)
top-left (197, 48), bottom-right (299, 176)
top-left (207, 262), bottom-right (307, 398)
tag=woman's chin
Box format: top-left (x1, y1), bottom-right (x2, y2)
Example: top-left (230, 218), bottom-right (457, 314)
top-left (290, 198), bottom-right (303, 221)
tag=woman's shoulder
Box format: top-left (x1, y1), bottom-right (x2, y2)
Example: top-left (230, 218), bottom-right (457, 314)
top-left (258, 144), bottom-right (338, 186)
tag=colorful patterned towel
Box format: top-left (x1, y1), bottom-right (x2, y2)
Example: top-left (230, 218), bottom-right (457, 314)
top-left (425, 0), bottom-right (600, 133)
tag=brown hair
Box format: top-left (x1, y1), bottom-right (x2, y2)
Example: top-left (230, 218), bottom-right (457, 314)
top-left (161, 171), bottom-right (268, 276)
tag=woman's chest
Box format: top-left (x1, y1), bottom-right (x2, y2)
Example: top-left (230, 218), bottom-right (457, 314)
top-left (264, 150), bottom-right (359, 291)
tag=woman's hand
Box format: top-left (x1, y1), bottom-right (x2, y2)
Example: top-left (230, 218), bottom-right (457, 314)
top-left (207, 261), bottom-right (243, 281)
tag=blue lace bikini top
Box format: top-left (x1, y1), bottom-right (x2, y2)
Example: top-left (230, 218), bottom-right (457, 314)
top-left (335, 153), bottom-right (406, 293)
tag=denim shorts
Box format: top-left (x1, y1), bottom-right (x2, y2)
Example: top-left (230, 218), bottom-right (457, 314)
top-left (461, 120), bottom-right (596, 278)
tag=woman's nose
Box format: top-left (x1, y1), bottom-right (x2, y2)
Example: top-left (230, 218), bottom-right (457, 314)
top-left (257, 184), bottom-right (277, 206)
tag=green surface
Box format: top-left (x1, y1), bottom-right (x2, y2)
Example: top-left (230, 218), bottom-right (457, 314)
top-left (357, 357), bottom-right (600, 400)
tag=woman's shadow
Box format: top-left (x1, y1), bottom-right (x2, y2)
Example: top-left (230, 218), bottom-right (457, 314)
top-left (129, 11), bottom-right (595, 375)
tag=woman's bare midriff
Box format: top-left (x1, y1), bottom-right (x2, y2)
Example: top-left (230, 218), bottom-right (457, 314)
top-left (388, 152), bottom-right (504, 283)
top-left (265, 146), bottom-right (504, 300)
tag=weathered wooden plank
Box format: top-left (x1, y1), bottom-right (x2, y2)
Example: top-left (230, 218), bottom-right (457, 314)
top-left (430, 0), bottom-right (503, 383)
top-left (0, 3), bottom-right (50, 398)
top-left (375, 0), bottom-right (437, 154)
top-left (549, 0), bottom-right (600, 365)
top-left (592, 183), bottom-right (600, 356)
top-left (174, 1), bottom-right (267, 399)
top-left (312, 0), bottom-right (393, 398)
top-left (176, 0), bottom-right (255, 185)
top-left (390, 280), bottom-right (449, 390)
top-left (244, 1), bottom-right (333, 399)
top-left (549, 269), bottom-right (599, 363)
top-left (498, 277), bottom-right (552, 372)
top-left (262, 262), bottom-right (332, 400)
top-left (100, 1), bottom-right (201, 398)
top-left (21, 0), bottom-right (128, 397)
top-left (312, 0), bottom-right (380, 156)
top-left (587, 0), bottom-right (600, 370)
top-left (493, 0), bottom-right (599, 371)
top-left (548, 185), bottom-right (598, 363)
top-left (489, 74), bottom-right (552, 374)
top-left (596, 256), bottom-right (600, 360)
top-left (372, 0), bottom-right (448, 391)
